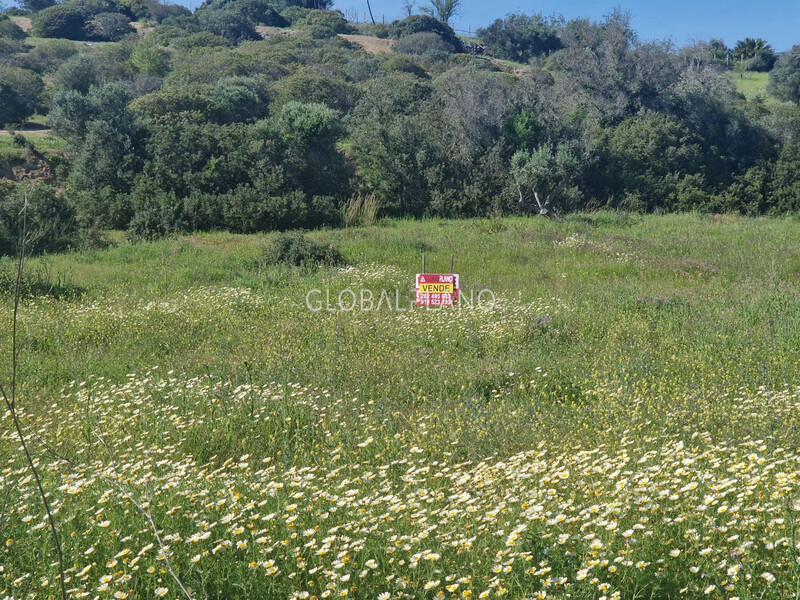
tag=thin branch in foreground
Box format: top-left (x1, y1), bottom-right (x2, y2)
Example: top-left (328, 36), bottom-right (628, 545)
top-left (93, 431), bottom-right (196, 600)
top-left (0, 188), bottom-right (68, 600)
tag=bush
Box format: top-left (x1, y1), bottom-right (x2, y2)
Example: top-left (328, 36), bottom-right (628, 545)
top-left (356, 22), bottom-right (388, 38)
top-left (0, 184), bottom-right (80, 256)
top-left (196, 9), bottom-right (260, 44)
top-left (127, 187), bottom-right (186, 240)
top-left (0, 38), bottom-right (26, 58)
top-left (149, 2), bottom-right (191, 23)
top-left (13, 39), bottom-right (78, 73)
top-left (31, 4), bottom-right (88, 40)
top-left (380, 54), bottom-right (427, 78)
top-left (87, 12), bottom-right (134, 41)
top-left (279, 6), bottom-right (310, 25)
top-left (392, 31), bottom-right (454, 55)
top-left (0, 20), bottom-right (28, 39)
top-left (746, 48), bottom-right (776, 72)
top-left (0, 65), bottom-right (44, 126)
top-left (172, 31), bottom-right (232, 49)
top-left (300, 9), bottom-right (354, 35)
top-left (53, 53), bottom-right (98, 93)
top-left (344, 56), bottom-right (378, 82)
top-left (388, 14), bottom-right (462, 52)
top-left (476, 13), bottom-right (562, 63)
top-left (262, 231), bottom-right (344, 268)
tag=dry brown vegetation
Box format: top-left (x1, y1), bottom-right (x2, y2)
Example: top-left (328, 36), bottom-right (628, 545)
top-left (339, 33), bottom-right (393, 54)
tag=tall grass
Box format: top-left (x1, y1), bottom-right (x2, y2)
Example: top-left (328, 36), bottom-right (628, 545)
top-left (342, 194), bottom-right (381, 227)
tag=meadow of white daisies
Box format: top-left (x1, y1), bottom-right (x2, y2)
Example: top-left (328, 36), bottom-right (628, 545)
top-left (3, 214), bottom-right (800, 600)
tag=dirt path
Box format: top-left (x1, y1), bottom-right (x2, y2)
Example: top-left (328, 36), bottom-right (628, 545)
top-left (0, 126), bottom-right (54, 137)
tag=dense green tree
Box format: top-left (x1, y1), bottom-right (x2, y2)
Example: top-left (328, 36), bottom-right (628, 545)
top-left (548, 10), bottom-right (679, 123)
top-left (87, 12), bottom-right (134, 41)
top-left (347, 73), bottom-right (432, 214)
top-left (199, 0), bottom-right (288, 26)
top-left (271, 67), bottom-right (354, 111)
top-left (732, 37), bottom-right (771, 62)
top-left (670, 67), bottom-right (773, 179)
top-left (50, 82), bottom-right (148, 225)
top-left (393, 31), bottom-right (455, 55)
top-left (477, 13), bottom-right (561, 63)
top-left (389, 14), bottom-right (462, 52)
top-left (53, 53), bottom-right (99, 93)
top-left (0, 184), bottom-right (79, 256)
top-left (19, 0), bottom-right (56, 13)
top-left (30, 4), bottom-right (87, 39)
top-left (767, 45), bottom-right (800, 105)
top-left (299, 9), bottom-right (355, 38)
top-left (130, 36), bottom-right (171, 76)
top-left (0, 19), bottom-right (27, 39)
top-left (273, 100), bottom-right (350, 198)
top-left (142, 114), bottom-right (252, 198)
top-left (589, 113), bottom-right (708, 211)
top-left (148, 2), bottom-right (191, 23)
top-left (12, 39), bottom-right (79, 74)
top-left (511, 144), bottom-right (580, 215)
top-left (747, 48), bottom-right (776, 72)
top-left (130, 84), bottom-right (217, 121)
top-left (0, 65), bottom-right (44, 126)
top-left (196, 9), bottom-right (260, 44)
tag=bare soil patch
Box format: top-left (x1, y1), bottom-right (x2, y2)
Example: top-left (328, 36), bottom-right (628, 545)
top-left (10, 16), bottom-right (31, 32)
top-left (339, 34), bottom-right (393, 54)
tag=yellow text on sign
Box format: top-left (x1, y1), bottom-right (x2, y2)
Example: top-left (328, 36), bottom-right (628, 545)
top-left (419, 283), bottom-right (454, 294)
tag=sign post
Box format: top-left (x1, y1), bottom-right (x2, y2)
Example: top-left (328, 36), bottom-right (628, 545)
top-left (415, 273), bottom-right (459, 306)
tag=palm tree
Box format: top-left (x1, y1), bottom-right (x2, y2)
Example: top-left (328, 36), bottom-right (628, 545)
top-left (421, 0), bottom-right (461, 26)
top-left (732, 38), bottom-right (771, 62)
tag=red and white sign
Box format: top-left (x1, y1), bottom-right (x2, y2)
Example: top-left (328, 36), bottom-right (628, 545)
top-left (415, 273), bottom-right (459, 306)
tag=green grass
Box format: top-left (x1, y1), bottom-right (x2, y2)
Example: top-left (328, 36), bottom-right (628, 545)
top-left (729, 70), bottom-right (783, 104)
top-left (0, 130), bottom-right (67, 162)
top-left (2, 213), bottom-right (800, 599)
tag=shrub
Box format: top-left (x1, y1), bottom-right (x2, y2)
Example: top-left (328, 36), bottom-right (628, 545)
top-left (344, 56), bottom-right (378, 82)
top-left (0, 19), bottom-right (28, 40)
top-left (127, 188), bottom-right (186, 240)
top-left (0, 38), bottom-right (26, 58)
top-left (149, 2), bottom-right (191, 23)
top-left (356, 22), bottom-right (388, 38)
top-left (746, 48), bottom-right (776, 72)
top-left (388, 14), bottom-right (462, 52)
top-left (279, 6), bottom-right (310, 25)
top-left (53, 53), bottom-right (98, 93)
top-left (262, 231), bottom-right (345, 268)
top-left (196, 9), bottom-right (260, 44)
top-left (0, 184), bottom-right (80, 256)
top-left (31, 4), bottom-right (88, 40)
top-left (87, 12), bottom-right (134, 41)
top-left (379, 54), bottom-right (427, 78)
top-left (392, 31), bottom-right (454, 55)
top-left (13, 39), bottom-right (78, 73)
top-left (172, 31), bottom-right (232, 49)
top-left (0, 65), bottom-right (44, 126)
top-left (299, 9), bottom-right (355, 35)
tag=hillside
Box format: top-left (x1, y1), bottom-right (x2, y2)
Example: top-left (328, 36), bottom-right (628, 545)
top-left (2, 5), bottom-right (800, 243)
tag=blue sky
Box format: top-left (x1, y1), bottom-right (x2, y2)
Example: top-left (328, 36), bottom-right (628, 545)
top-left (183, 0), bottom-right (797, 52)
top-left (330, 0), bottom-right (800, 51)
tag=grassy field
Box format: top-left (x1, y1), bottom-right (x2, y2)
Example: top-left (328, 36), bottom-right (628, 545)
top-left (2, 213), bottom-right (800, 599)
top-left (729, 71), bottom-right (779, 104)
